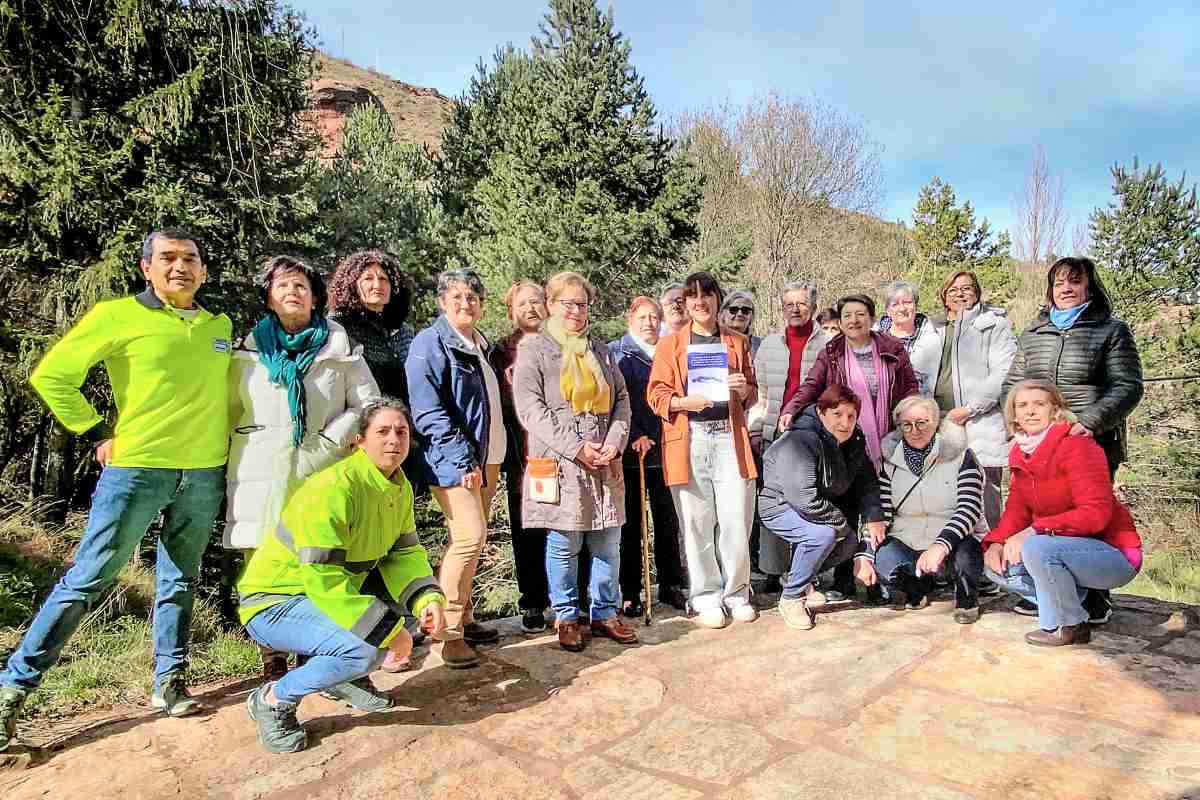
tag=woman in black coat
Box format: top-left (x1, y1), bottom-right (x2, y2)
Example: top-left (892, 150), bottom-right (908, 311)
top-left (1002, 257), bottom-right (1144, 479)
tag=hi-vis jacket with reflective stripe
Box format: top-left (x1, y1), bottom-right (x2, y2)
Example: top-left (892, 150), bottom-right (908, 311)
top-left (237, 448), bottom-right (444, 647)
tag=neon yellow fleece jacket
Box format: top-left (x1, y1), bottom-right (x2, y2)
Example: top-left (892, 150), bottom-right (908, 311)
top-left (237, 448), bottom-right (445, 647)
top-left (30, 288), bottom-right (233, 469)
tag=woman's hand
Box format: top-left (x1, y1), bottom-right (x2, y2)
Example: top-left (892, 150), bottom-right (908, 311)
top-left (596, 444), bottom-right (620, 465)
top-left (676, 395), bottom-right (715, 413)
top-left (1069, 423), bottom-right (1093, 438)
top-left (579, 441), bottom-right (606, 470)
top-left (948, 407), bottom-right (970, 426)
top-left (853, 558), bottom-right (877, 587)
top-left (778, 413), bottom-right (793, 432)
top-left (916, 544), bottom-right (948, 576)
top-left (420, 603), bottom-right (447, 637)
top-left (984, 543), bottom-right (1005, 575)
top-left (631, 436), bottom-right (655, 456)
top-left (864, 521), bottom-right (887, 549)
top-left (727, 372), bottom-right (748, 399)
top-left (1003, 527), bottom-right (1034, 567)
top-left (387, 627), bottom-right (413, 662)
top-left (461, 468), bottom-right (483, 490)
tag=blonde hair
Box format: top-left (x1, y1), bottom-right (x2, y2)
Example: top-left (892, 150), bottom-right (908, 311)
top-left (626, 295), bottom-right (662, 320)
top-left (545, 271), bottom-right (596, 305)
top-left (1004, 379), bottom-right (1071, 434)
top-left (503, 280), bottom-right (545, 323)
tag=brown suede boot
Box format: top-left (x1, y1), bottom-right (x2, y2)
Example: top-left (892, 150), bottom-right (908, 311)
top-left (1025, 622), bottom-right (1092, 647)
top-left (557, 620), bottom-right (586, 652)
top-left (436, 638), bottom-right (480, 669)
top-left (590, 616), bottom-right (639, 645)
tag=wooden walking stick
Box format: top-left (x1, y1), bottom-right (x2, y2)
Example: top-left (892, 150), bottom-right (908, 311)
top-left (638, 449), bottom-right (653, 626)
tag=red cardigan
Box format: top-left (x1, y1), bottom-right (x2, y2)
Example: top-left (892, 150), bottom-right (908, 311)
top-left (981, 423), bottom-right (1141, 566)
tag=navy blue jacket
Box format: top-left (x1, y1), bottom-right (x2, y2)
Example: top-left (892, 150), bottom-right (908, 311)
top-left (405, 315), bottom-right (493, 488)
top-left (609, 333), bottom-right (663, 467)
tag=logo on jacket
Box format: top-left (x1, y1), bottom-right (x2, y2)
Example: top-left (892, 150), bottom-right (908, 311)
top-left (213, 338), bottom-right (231, 353)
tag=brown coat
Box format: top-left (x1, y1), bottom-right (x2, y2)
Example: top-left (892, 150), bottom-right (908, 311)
top-left (647, 329), bottom-right (759, 487)
top-left (513, 332), bottom-right (631, 531)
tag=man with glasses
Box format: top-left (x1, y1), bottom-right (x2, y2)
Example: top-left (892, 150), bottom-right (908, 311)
top-left (659, 282), bottom-right (690, 336)
top-left (719, 290), bottom-right (762, 357)
top-left (748, 282), bottom-right (829, 592)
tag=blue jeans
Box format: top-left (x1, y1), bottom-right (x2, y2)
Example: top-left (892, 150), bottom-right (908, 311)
top-left (984, 535), bottom-right (1136, 629)
top-left (2, 466), bottom-right (224, 692)
top-left (874, 536), bottom-right (983, 608)
top-left (759, 508), bottom-right (858, 599)
top-left (546, 527), bottom-right (620, 623)
top-left (244, 596), bottom-right (385, 706)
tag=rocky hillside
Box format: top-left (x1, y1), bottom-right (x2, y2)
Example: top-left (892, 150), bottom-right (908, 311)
top-left (310, 52), bottom-right (453, 157)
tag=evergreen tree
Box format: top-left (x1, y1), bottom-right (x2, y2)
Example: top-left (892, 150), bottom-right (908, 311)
top-left (1091, 158), bottom-right (1200, 314)
top-left (0, 0), bottom-right (317, 505)
top-left (436, 0), bottom-right (701, 325)
top-left (911, 177), bottom-right (1010, 272)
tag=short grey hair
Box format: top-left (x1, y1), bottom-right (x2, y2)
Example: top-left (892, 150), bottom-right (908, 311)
top-left (658, 281), bottom-right (686, 299)
top-left (722, 289), bottom-right (755, 309)
top-left (781, 281), bottom-right (818, 307)
top-left (884, 280), bottom-right (919, 310)
top-left (357, 396), bottom-right (412, 437)
top-left (142, 227), bottom-right (202, 262)
top-left (437, 268), bottom-right (486, 298)
top-left (892, 394), bottom-right (940, 427)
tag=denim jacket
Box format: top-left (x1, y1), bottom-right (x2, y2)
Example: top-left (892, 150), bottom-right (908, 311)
top-left (405, 315), bottom-right (493, 488)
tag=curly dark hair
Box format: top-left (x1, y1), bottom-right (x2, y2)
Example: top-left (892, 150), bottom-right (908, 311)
top-left (327, 249), bottom-right (413, 327)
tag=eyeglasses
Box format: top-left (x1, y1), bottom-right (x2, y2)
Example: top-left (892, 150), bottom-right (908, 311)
top-left (946, 285), bottom-right (977, 296)
top-left (899, 420), bottom-right (933, 432)
top-left (783, 302), bottom-right (810, 311)
top-left (726, 305), bottom-right (752, 316)
top-left (558, 300), bottom-right (589, 312)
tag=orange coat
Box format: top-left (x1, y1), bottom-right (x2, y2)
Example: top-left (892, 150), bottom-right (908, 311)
top-left (647, 329), bottom-right (759, 487)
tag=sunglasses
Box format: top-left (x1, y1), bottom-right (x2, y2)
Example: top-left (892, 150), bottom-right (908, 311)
top-left (726, 305), bottom-right (753, 316)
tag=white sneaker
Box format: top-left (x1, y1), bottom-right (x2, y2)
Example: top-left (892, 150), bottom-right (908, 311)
top-left (804, 587), bottom-right (829, 608)
top-left (695, 608), bottom-right (728, 629)
top-left (728, 603), bottom-right (759, 623)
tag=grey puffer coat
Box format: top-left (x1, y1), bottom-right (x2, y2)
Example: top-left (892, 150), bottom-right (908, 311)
top-left (1002, 296), bottom-right (1143, 471)
top-left (513, 332), bottom-right (631, 532)
top-left (750, 326), bottom-right (829, 446)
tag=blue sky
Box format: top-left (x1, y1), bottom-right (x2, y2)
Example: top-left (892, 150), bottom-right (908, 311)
top-left (294, 0), bottom-right (1199, 244)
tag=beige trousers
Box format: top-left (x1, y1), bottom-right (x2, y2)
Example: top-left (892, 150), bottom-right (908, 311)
top-left (430, 464), bottom-right (500, 640)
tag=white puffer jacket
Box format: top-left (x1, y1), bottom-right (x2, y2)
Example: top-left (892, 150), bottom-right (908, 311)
top-left (942, 304), bottom-right (1017, 467)
top-left (224, 320), bottom-right (381, 549)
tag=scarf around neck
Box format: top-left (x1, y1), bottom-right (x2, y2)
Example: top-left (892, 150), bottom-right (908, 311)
top-left (844, 335), bottom-right (890, 470)
top-left (253, 313), bottom-right (329, 447)
top-left (1014, 426), bottom-right (1052, 456)
top-left (546, 315), bottom-right (611, 414)
top-left (902, 436), bottom-right (936, 476)
top-left (1049, 301), bottom-right (1090, 330)
top-left (629, 331), bottom-right (656, 360)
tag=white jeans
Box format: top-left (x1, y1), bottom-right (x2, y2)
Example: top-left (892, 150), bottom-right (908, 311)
top-left (670, 423), bottom-right (754, 612)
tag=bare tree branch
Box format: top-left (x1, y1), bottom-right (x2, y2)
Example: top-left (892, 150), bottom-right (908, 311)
top-left (1013, 144), bottom-right (1067, 264)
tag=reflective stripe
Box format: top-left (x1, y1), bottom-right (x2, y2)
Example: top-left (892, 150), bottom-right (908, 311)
top-left (297, 547), bottom-right (347, 565)
top-left (389, 532), bottom-right (421, 552)
top-left (275, 522), bottom-right (296, 552)
top-left (349, 598), bottom-right (390, 640)
top-left (238, 592), bottom-right (297, 607)
top-left (398, 576), bottom-right (442, 609)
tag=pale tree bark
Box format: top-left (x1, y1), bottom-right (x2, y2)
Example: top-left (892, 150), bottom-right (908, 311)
top-left (1013, 145), bottom-right (1067, 264)
top-left (1071, 220), bottom-right (1091, 257)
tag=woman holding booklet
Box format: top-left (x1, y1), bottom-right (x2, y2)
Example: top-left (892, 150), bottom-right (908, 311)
top-left (648, 271), bottom-right (759, 629)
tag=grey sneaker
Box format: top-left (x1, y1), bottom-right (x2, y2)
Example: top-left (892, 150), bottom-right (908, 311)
top-left (151, 674), bottom-right (203, 717)
top-left (320, 677), bottom-right (394, 713)
top-left (246, 683), bottom-right (307, 753)
top-left (0, 686), bottom-right (26, 752)
top-left (779, 596), bottom-right (816, 630)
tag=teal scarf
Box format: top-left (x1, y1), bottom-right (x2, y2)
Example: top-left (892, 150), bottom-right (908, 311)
top-left (253, 313), bottom-right (329, 447)
top-left (1049, 301), bottom-right (1090, 331)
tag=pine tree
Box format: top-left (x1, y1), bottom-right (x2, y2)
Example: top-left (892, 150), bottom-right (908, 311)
top-left (911, 178), bottom-right (1010, 271)
top-left (1091, 158), bottom-right (1200, 314)
top-left (435, 0), bottom-right (701, 325)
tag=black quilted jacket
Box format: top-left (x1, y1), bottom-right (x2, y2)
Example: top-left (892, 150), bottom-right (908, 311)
top-left (1002, 295), bottom-right (1143, 471)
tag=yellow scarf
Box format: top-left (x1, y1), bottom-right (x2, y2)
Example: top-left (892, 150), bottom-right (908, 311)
top-left (545, 315), bottom-right (611, 414)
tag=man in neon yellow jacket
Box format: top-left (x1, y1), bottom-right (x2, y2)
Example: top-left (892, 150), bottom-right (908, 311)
top-left (1, 229), bottom-right (232, 752)
top-left (240, 397), bottom-right (446, 753)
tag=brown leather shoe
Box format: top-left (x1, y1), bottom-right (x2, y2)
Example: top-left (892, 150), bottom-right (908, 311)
top-left (1025, 622), bottom-right (1092, 647)
top-left (558, 620), bottom-right (586, 652)
top-left (590, 616), bottom-right (639, 645)
top-left (436, 638), bottom-right (481, 668)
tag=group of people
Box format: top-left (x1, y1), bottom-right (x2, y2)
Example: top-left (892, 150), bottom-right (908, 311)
top-left (0, 227), bottom-right (1146, 756)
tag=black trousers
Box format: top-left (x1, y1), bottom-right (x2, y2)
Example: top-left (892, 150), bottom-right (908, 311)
top-left (504, 460), bottom-right (550, 612)
top-left (875, 535), bottom-right (984, 609)
top-left (619, 462), bottom-right (686, 604)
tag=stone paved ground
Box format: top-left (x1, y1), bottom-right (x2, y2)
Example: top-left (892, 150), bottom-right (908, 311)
top-left (3, 592), bottom-right (1200, 799)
